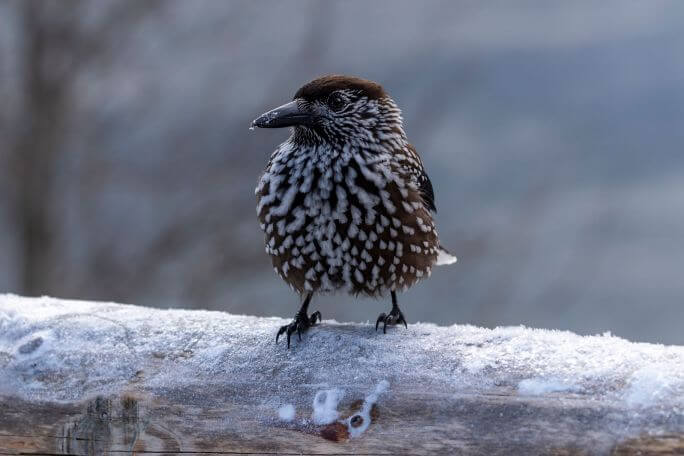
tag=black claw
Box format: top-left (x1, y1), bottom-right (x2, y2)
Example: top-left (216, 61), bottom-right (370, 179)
top-left (375, 313), bottom-right (387, 331)
top-left (276, 325), bottom-right (287, 344)
top-left (375, 306), bottom-right (407, 334)
top-left (275, 309), bottom-right (321, 349)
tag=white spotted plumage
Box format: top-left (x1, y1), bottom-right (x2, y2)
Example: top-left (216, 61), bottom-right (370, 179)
top-left (256, 83), bottom-right (455, 297)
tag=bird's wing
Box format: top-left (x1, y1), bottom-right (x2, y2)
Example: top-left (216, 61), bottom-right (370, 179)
top-left (416, 169), bottom-right (437, 213)
top-left (403, 144), bottom-right (437, 213)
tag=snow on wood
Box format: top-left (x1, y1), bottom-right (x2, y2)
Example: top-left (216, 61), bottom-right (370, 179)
top-left (0, 294), bottom-right (683, 455)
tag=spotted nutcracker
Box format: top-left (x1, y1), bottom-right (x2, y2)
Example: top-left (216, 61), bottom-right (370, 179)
top-left (252, 75), bottom-right (456, 347)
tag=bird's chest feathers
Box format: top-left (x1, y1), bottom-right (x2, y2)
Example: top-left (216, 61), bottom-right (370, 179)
top-left (257, 142), bottom-right (400, 254)
top-left (256, 141), bottom-right (436, 294)
top-left (259, 143), bottom-right (395, 225)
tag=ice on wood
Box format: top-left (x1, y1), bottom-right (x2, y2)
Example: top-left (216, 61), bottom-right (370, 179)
top-left (1, 294), bottom-right (683, 425)
top-left (312, 389), bottom-right (344, 425)
top-left (344, 380), bottom-right (390, 439)
top-left (277, 403), bottom-right (296, 421)
top-left (517, 377), bottom-right (579, 396)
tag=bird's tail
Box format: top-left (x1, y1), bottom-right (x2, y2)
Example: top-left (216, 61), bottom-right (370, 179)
top-left (436, 246), bottom-right (457, 265)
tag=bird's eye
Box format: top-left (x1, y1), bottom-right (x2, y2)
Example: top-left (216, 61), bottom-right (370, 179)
top-left (328, 93), bottom-right (346, 112)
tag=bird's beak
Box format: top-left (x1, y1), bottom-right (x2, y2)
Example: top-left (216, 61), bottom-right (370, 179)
top-left (251, 100), bottom-right (317, 129)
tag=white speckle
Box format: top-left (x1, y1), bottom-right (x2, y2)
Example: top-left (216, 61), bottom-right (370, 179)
top-left (356, 187), bottom-right (380, 210)
top-left (401, 201), bottom-right (414, 213)
top-left (312, 389), bottom-right (344, 425)
top-left (270, 184), bottom-right (299, 217)
top-left (278, 403), bottom-right (296, 421)
top-left (396, 243), bottom-right (403, 257)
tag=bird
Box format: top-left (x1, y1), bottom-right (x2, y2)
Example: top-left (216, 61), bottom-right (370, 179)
top-left (251, 75), bottom-right (456, 348)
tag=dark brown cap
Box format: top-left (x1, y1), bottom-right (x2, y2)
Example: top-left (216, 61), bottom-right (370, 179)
top-left (294, 75), bottom-right (386, 102)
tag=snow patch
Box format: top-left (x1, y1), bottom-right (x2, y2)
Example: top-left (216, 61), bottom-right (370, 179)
top-left (1, 293), bottom-right (683, 425)
top-left (624, 364), bottom-right (684, 408)
top-left (518, 377), bottom-right (579, 396)
top-left (343, 380), bottom-right (390, 439)
top-left (11, 330), bottom-right (54, 359)
top-left (277, 403), bottom-right (295, 421)
top-left (312, 388), bottom-right (344, 425)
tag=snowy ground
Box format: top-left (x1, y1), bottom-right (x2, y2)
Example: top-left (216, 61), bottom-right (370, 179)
top-left (2, 294), bottom-right (683, 414)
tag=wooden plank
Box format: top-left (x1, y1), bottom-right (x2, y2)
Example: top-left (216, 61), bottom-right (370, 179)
top-left (0, 296), bottom-right (683, 455)
top-left (1, 389), bottom-right (683, 455)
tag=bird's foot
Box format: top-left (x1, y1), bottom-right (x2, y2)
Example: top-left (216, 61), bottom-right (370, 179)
top-left (375, 307), bottom-right (407, 334)
top-left (276, 310), bottom-right (322, 348)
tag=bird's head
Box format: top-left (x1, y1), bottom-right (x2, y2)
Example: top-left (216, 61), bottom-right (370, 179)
top-left (252, 75), bottom-right (404, 145)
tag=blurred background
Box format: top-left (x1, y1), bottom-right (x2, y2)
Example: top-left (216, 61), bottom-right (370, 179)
top-left (1, 0), bottom-right (683, 344)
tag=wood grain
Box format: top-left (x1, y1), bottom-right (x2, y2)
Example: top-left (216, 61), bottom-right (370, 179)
top-left (2, 384), bottom-right (683, 454)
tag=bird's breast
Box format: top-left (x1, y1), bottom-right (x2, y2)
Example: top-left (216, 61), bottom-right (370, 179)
top-left (256, 145), bottom-right (439, 295)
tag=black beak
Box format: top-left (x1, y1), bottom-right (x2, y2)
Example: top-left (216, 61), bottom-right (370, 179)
top-left (251, 100), bottom-right (317, 129)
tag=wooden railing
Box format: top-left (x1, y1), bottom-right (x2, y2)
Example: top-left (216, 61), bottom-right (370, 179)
top-left (0, 295), bottom-right (682, 455)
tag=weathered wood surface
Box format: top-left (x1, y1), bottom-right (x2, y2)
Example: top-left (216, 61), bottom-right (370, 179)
top-left (1, 295), bottom-right (683, 455)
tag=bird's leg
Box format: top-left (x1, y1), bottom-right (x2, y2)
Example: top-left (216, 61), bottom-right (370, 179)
top-left (276, 293), bottom-right (321, 348)
top-left (375, 291), bottom-right (408, 334)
